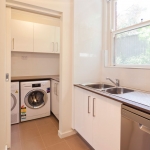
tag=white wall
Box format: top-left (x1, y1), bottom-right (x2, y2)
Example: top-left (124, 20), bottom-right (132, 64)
top-left (74, 0), bottom-right (102, 84)
top-left (11, 52), bottom-right (59, 76)
top-left (74, 0), bottom-right (150, 92)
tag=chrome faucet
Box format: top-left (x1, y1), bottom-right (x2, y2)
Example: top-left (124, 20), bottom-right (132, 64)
top-left (106, 77), bottom-right (119, 87)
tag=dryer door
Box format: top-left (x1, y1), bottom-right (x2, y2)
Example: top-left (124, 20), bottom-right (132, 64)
top-left (24, 89), bottom-right (48, 109)
top-left (11, 93), bottom-right (17, 111)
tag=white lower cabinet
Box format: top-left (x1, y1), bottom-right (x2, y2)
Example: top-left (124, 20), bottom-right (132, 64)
top-left (74, 87), bottom-right (122, 150)
top-left (51, 80), bottom-right (59, 120)
top-left (82, 90), bottom-right (93, 146)
top-left (92, 93), bottom-right (121, 150)
top-left (74, 87), bottom-right (84, 135)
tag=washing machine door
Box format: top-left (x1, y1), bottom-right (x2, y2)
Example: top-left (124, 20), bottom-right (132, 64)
top-left (11, 93), bottom-right (17, 111)
top-left (24, 89), bottom-right (48, 109)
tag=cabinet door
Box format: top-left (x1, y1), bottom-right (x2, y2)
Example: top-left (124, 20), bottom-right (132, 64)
top-left (92, 94), bottom-right (121, 150)
top-left (55, 82), bottom-right (59, 119)
top-left (74, 87), bottom-right (84, 135)
top-left (82, 90), bottom-right (93, 146)
top-left (51, 80), bottom-right (56, 115)
top-left (34, 23), bottom-right (55, 53)
top-left (11, 19), bottom-right (33, 52)
top-left (54, 27), bottom-right (60, 53)
top-left (51, 80), bottom-right (59, 120)
top-left (50, 26), bottom-right (56, 53)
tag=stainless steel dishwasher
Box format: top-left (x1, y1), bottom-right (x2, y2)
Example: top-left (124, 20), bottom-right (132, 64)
top-left (121, 105), bottom-right (150, 150)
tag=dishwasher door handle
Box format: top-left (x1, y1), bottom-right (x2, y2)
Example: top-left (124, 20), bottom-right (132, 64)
top-left (139, 124), bottom-right (150, 134)
top-left (54, 83), bottom-right (57, 95)
top-left (88, 96), bottom-right (90, 113)
top-left (56, 83), bottom-right (58, 96)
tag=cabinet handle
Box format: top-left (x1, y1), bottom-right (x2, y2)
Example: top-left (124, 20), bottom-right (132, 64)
top-left (54, 83), bottom-right (57, 94)
top-left (52, 42), bottom-right (54, 52)
top-left (13, 38), bottom-right (14, 50)
top-left (139, 124), bottom-right (150, 134)
top-left (88, 96), bottom-right (90, 113)
top-left (93, 98), bottom-right (96, 117)
top-left (57, 42), bottom-right (58, 52)
top-left (56, 83), bottom-right (58, 96)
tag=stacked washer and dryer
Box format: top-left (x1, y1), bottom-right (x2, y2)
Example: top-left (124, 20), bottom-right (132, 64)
top-left (11, 80), bottom-right (51, 124)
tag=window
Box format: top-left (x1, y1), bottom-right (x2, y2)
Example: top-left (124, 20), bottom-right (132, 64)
top-left (108, 0), bottom-right (150, 66)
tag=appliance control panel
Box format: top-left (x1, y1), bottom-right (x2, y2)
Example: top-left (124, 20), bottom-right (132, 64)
top-left (32, 83), bottom-right (41, 88)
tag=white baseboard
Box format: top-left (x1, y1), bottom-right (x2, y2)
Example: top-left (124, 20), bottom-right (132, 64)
top-left (5, 145), bottom-right (7, 150)
top-left (58, 129), bottom-right (77, 138)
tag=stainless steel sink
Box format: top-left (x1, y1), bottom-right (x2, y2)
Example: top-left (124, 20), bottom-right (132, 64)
top-left (81, 83), bottom-right (114, 90)
top-left (106, 88), bottom-right (134, 94)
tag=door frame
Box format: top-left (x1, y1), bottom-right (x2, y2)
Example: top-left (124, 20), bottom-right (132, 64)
top-left (0, 0), bottom-right (10, 149)
top-left (6, 7), bottom-right (11, 148)
top-left (6, 0), bottom-right (76, 141)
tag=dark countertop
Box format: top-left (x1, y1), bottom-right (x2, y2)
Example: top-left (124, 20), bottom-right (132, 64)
top-left (74, 84), bottom-right (150, 114)
top-left (11, 75), bottom-right (59, 82)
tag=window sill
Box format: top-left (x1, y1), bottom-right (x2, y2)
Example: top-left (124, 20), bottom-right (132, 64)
top-left (105, 65), bottom-right (150, 70)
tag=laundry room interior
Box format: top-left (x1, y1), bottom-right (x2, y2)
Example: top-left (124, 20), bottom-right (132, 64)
top-left (1, 0), bottom-right (150, 150)
top-left (10, 7), bottom-right (62, 150)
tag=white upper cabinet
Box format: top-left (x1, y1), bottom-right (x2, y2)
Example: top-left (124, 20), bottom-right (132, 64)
top-left (54, 27), bottom-right (60, 53)
top-left (11, 19), bottom-right (34, 52)
top-left (11, 19), bottom-right (60, 53)
top-left (34, 23), bottom-right (55, 53)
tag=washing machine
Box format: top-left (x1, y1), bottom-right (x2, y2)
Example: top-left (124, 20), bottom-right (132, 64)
top-left (11, 82), bottom-right (19, 124)
top-left (20, 80), bottom-right (50, 122)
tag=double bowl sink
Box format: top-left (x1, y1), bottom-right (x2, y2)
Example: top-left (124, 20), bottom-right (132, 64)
top-left (81, 83), bottom-right (134, 95)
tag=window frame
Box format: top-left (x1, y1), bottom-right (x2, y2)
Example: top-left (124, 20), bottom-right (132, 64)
top-left (106, 0), bottom-right (150, 68)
